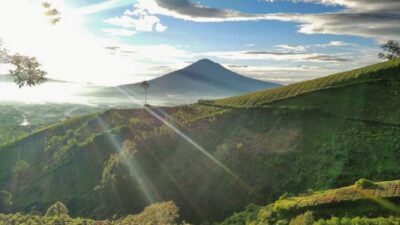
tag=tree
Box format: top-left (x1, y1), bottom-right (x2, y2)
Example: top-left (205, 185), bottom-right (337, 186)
top-left (13, 160), bottom-right (30, 176)
top-left (46, 201), bottom-right (69, 217)
top-left (119, 201), bottom-right (182, 225)
top-left (379, 40), bottom-right (400, 60)
top-left (290, 211), bottom-right (315, 225)
top-left (0, 41), bottom-right (47, 87)
top-left (0, 191), bottom-right (13, 213)
top-left (140, 81), bottom-right (150, 105)
top-left (42, 2), bottom-right (62, 25)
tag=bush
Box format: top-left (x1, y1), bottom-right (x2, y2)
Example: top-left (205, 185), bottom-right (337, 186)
top-left (46, 201), bottom-right (69, 217)
top-left (12, 160), bottom-right (30, 175)
top-left (355, 179), bottom-right (379, 189)
top-left (0, 191), bottom-right (12, 212)
top-left (289, 211), bottom-right (315, 225)
top-left (118, 201), bottom-right (180, 225)
top-left (279, 192), bottom-right (294, 200)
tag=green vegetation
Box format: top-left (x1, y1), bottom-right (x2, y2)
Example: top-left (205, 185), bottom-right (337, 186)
top-left (0, 201), bottom-right (190, 225)
top-left (212, 58), bottom-right (400, 107)
top-left (315, 216), bottom-right (400, 225)
top-left (0, 60), bottom-right (399, 224)
top-left (355, 179), bottom-right (379, 189)
top-left (218, 180), bottom-right (400, 225)
top-left (0, 103), bottom-right (105, 146)
top-left (379, 40), bottom-right (400, 60)
top-left (0, 40), bottom-right (47, 87)
top-left (46, 201), bottom-right (69, 217)
top-left (0, 191), bottom-right (12, 213)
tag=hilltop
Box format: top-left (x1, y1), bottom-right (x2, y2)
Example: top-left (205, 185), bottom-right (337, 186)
top-left (0, 59), bottom-right (399, 224)
top-left (213, 59), bottom-right (400, 106)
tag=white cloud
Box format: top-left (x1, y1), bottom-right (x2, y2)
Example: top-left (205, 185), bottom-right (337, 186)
top-left (102, 28), bottom-right (136, 36)
top-left (222, 46), bottom-right (380, 84)
top-left (104, 0), bottom-right (168, 36)
top-left (0, 0), bottom-right (190, 85)
top-left (155, 23), bottom-right (168, 32)
top-left (327, 41), bottom-right (350, 46)
top-left (76, 0), bottom-right (133, 15)
top-left (275, 44), bottom-right (307, 52)
top-left (130, 0), bottom-right (400, 41)
top-left (204, 50), bottom-right (351, 62)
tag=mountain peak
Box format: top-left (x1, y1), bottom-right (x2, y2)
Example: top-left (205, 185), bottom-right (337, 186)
top-left (194, 58), bottom-right (215, 65)
top-left (184, 58), bottom-right (223, 72)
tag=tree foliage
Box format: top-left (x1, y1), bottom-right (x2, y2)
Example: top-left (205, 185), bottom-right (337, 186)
top-left (354, 178), bottom-right (379, 189)
top-left (289, 211), bottom-right (315, 225)
top-left (45, 201), bottom-right (69, 217)
top-left (0, 201), bottom-right (190, 225)
top-left (0, 191), bottom-right (12, 213)
top-left (379, 40), bottom-right (400, 60)
top-left (117, 201), bottom-right (186, 225)
top-left (0, 41), bottom-right (47, 87)
top-left (12, 160), bottom-right (30, 176)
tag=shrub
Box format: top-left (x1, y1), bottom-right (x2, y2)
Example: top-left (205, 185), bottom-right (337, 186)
top-left (289, 211), bottom-right (315, 225)
top-left (279, 192), bottom-right (294, 200)
top-left (118, 201), bottom-right (183, 225)
top-left (0, 191), bottom-right (12, 212)
top-left (355, 179), bottom-right (379, 189)
top-left (46, 201), bottom-right (69, 217)
top-left (12, 160), bottom-right (30, 175)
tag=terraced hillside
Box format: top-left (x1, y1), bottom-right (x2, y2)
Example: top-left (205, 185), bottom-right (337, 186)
top-left (218, 179), bottom-right (400, 225)
top-left (0, 60), bottom-right (400, 224)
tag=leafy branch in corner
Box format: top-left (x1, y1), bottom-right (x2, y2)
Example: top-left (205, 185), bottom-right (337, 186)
top-left (0, 41), bottom-right (47, 88)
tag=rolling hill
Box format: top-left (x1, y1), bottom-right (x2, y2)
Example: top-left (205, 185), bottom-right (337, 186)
top-left (92, 59), bottom-right (280, 105)
top-left (212, 59), bottom-right (400, 107)
top-left (0, 59), bottom-right (399, 224)
top-left (218, 179), bottom-right (400, 225)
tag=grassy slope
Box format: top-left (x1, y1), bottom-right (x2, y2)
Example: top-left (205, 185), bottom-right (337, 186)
top-left (213, 58), bottom-right (400, 107)
top-left (0, 60), bottom-right (399, 224)
top-left (218, 180), bottom-right (400, 225)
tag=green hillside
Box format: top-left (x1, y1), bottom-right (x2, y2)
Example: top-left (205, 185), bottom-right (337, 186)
top-left (212, 58), bottom-right (400, 107)
top-left (0, 60), bottom-right (400, 224)
top-left (218, 179), bottom-right (400, 225)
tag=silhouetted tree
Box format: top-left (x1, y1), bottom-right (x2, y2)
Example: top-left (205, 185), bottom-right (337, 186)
top-left (379, 40), bottom-right (400, 60)
top-left (141, 81), bottom-right (150, 105)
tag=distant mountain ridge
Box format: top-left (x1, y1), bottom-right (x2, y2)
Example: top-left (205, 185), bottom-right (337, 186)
top-left (120, 59), bottom-right (279, 96)
top-left (92, 59), bottom-right (280, 105)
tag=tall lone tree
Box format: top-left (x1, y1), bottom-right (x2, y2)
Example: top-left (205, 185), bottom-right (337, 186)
top-left (379, 40), bottom-right (400, 60)
top-left (141, 81), bottom-right (150, 105)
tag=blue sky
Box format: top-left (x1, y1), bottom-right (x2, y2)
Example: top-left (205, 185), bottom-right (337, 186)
top-left (0, 0), bottom-right (398, 85)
